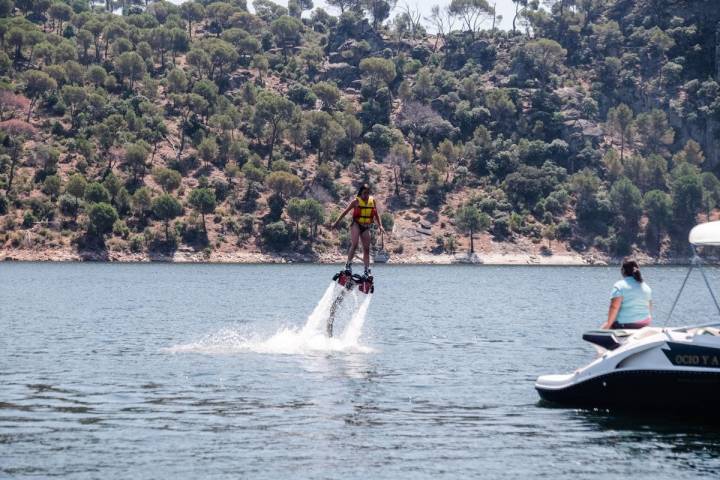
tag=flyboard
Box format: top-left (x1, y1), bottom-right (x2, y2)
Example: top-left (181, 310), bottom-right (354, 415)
top-left (327, 268), bottom-right (374, 337)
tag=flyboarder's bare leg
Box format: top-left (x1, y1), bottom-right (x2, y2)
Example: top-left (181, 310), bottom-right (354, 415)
top-left (345, 223), bottom-right (360, 270)
top-left (360, 229), bottom-right (371, 274)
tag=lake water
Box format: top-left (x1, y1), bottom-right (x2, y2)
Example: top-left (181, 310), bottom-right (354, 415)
top-left (2, 263), bottom-right (720, 479)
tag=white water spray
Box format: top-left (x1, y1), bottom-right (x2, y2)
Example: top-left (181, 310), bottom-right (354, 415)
top-left (165, 282), bottom-right (374, 355)
top-left (302, 282), bottom-right (342, 335)
top-left (341, 294), bottom-right (372, 345)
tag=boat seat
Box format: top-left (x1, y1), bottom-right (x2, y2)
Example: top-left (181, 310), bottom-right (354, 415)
top-left (628, 327), bottom-right (662, 340)
top-left (582, 329), bottom-right (630, 350)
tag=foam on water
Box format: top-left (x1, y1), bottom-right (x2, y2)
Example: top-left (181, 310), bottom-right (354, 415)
top-left (165, 282), bottom-right (374, 355)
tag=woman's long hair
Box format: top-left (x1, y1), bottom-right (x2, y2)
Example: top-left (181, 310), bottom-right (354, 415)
top-left (621, 259), bottom-right (643, 283)
top-left (356, 183), bottom-right (370, 196)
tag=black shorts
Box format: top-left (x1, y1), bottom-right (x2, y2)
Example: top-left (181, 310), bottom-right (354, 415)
top-left (353, 221), bottom-right (372, 233)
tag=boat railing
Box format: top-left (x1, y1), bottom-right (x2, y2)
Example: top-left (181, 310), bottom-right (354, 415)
top-left (664, 244), bottom-right (720, 327)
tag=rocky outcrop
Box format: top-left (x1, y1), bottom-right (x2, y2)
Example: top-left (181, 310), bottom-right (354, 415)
top-left (325, 17), bottom-right (386, 61)
top-left (562, 117), bottom-right (604, 147)
top-left (320, 62), bottom-right (359, 88)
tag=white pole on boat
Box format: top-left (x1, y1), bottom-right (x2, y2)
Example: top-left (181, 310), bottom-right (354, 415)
top-left (664, 253), bottom-right (694, 326)
top-left (693, 245), bottom-right (720, 318)
top-left (665, 246), bottom-right (720, 326)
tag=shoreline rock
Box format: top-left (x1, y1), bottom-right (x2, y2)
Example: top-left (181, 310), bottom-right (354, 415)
top-left (0, 248), bottom-right (697, 266)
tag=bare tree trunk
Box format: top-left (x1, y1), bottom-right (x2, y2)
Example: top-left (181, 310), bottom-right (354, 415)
top-left (26, 98), bottom-right (36, 122)
top-left (268, 123), bottom-right (278, 167)
top-left (7, 157), bottom-right (18, 193)
top-left (491, 3), bottom-right (497, 32)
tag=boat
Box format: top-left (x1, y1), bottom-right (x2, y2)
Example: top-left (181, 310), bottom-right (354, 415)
top-left (373, 231), bottom-right (390, 263)
top-left (373, 250), bottom-right (390, 263)
top-left (535, 221), bottom-right (720, 411)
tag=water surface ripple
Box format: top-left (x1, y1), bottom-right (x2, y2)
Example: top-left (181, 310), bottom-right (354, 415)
top-left (2, 263), bottom-right (720, 479)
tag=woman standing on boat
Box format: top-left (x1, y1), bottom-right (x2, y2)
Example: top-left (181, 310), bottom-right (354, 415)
top-left (331, 183), bottom-right (385, 277)
top-left (601, 259), bottom-right (652, 329)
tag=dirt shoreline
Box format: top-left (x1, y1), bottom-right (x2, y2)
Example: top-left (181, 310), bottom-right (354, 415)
top-left (0, 248), bottom-right (694, 266)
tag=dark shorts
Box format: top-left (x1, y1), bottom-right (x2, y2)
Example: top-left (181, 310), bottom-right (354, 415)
top-left (352, 221), bottom-right (372, 234)
top-left (610, 317), bottom-right (652, 329)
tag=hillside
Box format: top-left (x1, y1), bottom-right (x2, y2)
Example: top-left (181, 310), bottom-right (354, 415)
top-left (1, 0), bottom-right (720, 263)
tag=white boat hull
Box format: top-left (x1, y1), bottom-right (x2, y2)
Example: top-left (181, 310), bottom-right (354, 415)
top-left (536, 327), bottom-right (720, 411)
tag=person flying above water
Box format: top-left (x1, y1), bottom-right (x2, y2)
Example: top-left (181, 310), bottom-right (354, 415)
top-left (332, 183), bottom-right (385, 277)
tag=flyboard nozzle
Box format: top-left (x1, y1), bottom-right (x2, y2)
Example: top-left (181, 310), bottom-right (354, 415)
top-left (358, 275), bottom-right (374, 294)
top-left (332, 269), bottom-right (374, 294)
top-left (333, 270), bottom-right (355, 290)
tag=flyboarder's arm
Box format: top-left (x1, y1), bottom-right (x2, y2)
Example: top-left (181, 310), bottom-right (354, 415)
top-left (601, 297), bottom-right (622, 329)
top-left (331, 200), bottom-right (357, 229)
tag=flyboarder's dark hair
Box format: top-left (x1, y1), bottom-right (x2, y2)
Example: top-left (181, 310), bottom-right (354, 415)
top-left (621, 259), bottom-right (643, 283)
top-left (356, 183), bottom-right (370, 196)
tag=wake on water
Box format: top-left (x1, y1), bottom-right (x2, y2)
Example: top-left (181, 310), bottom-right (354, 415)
top-left (165, 282), bottom-right (374, 355)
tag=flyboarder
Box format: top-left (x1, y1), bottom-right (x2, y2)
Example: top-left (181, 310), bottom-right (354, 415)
top-left (327, 184), bottom-right (383, 336)
top-left (331, 183), bottom-right (385, 277)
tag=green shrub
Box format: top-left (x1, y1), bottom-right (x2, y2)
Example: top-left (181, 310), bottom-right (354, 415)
top-left (299, 224), bottom-right (310, 240)
top-left (188, 187), bottom-right (217, 232)
top-left (314, 163), bottom-right (336, 194)
top-left (87, 202), bottom-right (118, 237)
top-left (267, 192), bottom-right (285, 222)
top-left (84, 182), bottom-right (111, 204)
top-left (491, 215), bottom-right (510, 239)
top-left (556, 220), bottom-right (572, 240)
top-left (211, 178), bottom-right (230, 201)
top-left (593, 235), bottom-right (612, 252)
top-left (178, 219), bottom-right (205, 244)
top-left (271, 160), bottom-right (292, 172)
top-left (23, 211), bottom-right (36, 228)
top-left (444, 235), bottom-right (457, 254)
top-left (58, 193), bottom-right (80, 218)
top-left (65, 174), bottom-right (87, 198)
top-left (42, 175), bottom-right (62, 199)
top-left (225, 218), bottom-right (240, 234)
top-left (262, 221), bottom-right (291, 249)
top-left (152, 194), bottom-right (183, 242)
top-left (287, 83), bottom-right (317, 108)
top-left (75, 158), bottom-right (88, 173)
top-left (380, 211), bottom-right (394, 232)
top-left (433, 234), bottom-right (445, 253)
top-left (129, 235), bottom-right (144, 253)
top-left (113, 220), bottom-right (130, 239)
top-left (26, 197), bottom-right (54, 221)
top-left (239, 214), bottom-right (254, 234)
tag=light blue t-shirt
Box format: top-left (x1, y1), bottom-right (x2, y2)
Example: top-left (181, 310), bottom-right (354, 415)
top-left (611, 277), bottom-right (652, 325)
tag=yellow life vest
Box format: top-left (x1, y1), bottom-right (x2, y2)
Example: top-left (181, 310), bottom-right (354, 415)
top-left (353, 196), bottom-right (376, 225)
